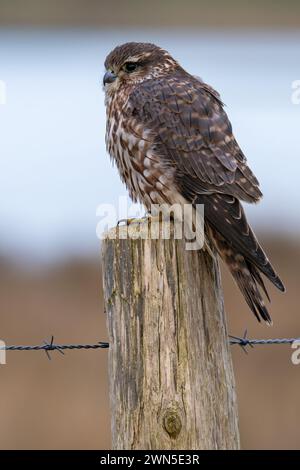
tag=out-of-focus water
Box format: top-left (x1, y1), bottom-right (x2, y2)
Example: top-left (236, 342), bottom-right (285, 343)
top-left (0, 29), bottom-right (299, 263)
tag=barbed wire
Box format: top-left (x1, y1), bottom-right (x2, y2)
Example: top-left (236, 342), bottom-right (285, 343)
top-left (0, 336), bottom-right (109, 360)
top-left (229, 329), bottom-right (300, 354)
top-left (0, 331), bottom-right (299, 359)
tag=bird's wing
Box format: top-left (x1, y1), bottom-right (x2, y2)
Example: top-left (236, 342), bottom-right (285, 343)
top-left (127, 74), bottom-right (285, 323)
top-left (127, 74), bottom-right (262, 203)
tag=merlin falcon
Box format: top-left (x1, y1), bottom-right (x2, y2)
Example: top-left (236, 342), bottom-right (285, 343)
top-left (103, 42), bottom-right (285, 323)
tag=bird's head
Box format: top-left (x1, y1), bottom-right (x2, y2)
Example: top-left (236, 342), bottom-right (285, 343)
top-left (103, 42), bottom-right (179, 94)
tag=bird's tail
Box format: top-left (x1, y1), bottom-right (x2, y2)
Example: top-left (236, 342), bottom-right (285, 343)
top-left (209, 225), bottom-right (274, 323)
top-left (196, 194), bottom-right (285, 323)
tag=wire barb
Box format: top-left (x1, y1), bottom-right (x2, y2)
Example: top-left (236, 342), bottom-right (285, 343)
top-left (43, 336), bottom-right (65, 360)
top-left (229, 329), bottom-right (254, 354)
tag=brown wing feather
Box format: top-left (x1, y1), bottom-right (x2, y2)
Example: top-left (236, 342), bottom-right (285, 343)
top-left (128, 73), bottom-right (262, 202)
top-left (197, 194), bottom-right (285, 290)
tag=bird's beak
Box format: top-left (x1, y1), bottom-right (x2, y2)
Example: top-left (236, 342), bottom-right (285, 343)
top-left (103, 70), bottom-right (117, 85)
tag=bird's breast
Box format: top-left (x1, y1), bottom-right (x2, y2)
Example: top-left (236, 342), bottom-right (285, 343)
top-left (105, 96), bottom-right (176, 210)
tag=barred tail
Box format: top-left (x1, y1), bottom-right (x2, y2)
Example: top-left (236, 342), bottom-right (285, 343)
top-left (196, 194), bottom-right (285, 323)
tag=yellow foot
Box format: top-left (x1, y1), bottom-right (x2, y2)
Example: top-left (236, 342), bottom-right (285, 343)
top-left (117, 216), bottom-right (150, 227)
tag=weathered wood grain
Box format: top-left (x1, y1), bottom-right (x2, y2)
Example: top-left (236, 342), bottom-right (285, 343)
top-left (102, 219), bottom-right (240, 450)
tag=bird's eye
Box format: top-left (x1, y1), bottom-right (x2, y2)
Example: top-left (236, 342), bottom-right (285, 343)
top-left (124, 62), bottom-right (138, 73)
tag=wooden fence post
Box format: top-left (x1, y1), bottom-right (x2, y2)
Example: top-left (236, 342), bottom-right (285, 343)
top-left (102, 219), bottom-right (240, 450)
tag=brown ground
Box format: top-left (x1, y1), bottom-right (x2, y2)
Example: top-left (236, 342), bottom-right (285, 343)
top-left (0, 236), bottom-right (299, 449)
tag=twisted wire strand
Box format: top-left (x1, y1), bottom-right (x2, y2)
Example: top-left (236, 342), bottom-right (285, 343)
top-left (0, 333), bottom-right (299, 359)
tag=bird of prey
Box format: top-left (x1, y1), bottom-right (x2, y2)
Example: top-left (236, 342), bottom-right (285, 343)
top-left (103, 42), bottom-right (285, 323)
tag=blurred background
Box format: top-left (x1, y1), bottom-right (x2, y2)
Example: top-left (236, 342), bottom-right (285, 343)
top-left (0, 0), bottom-right (299, 450)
